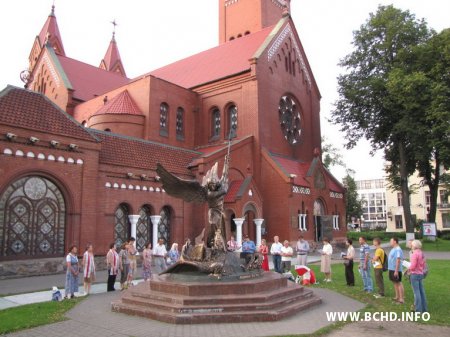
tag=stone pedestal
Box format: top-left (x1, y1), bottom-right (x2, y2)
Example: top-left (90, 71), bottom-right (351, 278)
top-left (112, 272), bottom-right (321, 324)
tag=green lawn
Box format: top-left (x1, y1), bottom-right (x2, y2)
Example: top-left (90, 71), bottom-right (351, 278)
top-left (400, 238), bottom-right (450, 252)
top-left (0, 298), bottom-right (83, 334)
top-left (300, 260), bottom-right (450, 327)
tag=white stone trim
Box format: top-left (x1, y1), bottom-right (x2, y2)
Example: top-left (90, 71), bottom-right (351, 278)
top-left (292, 185), bottom-right (311, 195)
top-left (330, 191), bottom-right (344, 199)
top-left (267, 23), bottom-right (312, 88)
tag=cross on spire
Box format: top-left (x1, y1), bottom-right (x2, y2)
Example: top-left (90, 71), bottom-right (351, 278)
top-left (111, 19), bottom-right (118, 39)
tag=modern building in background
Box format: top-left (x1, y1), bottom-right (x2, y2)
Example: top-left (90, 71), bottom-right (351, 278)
top-left (356, 179), bottom-right (387, 229)
top-left (385, 168), bottom-right (450, 232)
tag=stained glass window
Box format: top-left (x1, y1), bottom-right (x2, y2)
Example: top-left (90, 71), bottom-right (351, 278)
top-left (159, 207), bottom-right (171, 248)
top-left (176, 107), bottom-right (184, 140)
top-left (114, 204), bottom-right (130, 248)
top-left (136, 205), bottom-right (152, 251)
top-left (278, 95), bottom-right (301, 145)
top-left (227, 105), bottom-right (238, 139)
top-left (160, 102), bottom-right (169, 136)
top-left (0, 176), bottom-right (65, 259)
top-left (211, 108), bottom-right (221, 139)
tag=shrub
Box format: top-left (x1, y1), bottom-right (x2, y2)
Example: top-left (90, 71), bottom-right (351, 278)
top-left (346, 230), bottom-right (406, 241)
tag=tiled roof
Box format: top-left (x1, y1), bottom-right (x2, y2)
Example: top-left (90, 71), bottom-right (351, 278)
top-left (56, 54), bottom-right (129, 101)
top-left (148, 25), bottom-right (276, 89)
top-left (91, 130), bottom-right (200, 177)
top-left (269, 153), bottom-right (311, 187)
top-left (93, 90), bottom-right (142, 116)
top-left (0, 86), bottom-right (97, 142)
top-left (225, 180), bottom-right (244, 203)
top-left (38, 6), bottom-right (65, 55)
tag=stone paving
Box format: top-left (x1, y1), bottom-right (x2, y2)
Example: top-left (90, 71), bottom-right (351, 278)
top-left (6, 287), bottom-right (365, 337)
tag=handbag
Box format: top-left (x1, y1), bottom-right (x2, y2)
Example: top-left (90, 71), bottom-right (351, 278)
top-left (343, 259), bottom-right (350, 266)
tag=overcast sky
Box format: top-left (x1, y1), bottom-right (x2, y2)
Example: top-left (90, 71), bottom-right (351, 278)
top-left (1, 0), bottom-right (448, 181)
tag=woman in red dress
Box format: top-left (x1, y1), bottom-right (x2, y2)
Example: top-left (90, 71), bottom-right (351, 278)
top-left (259, 239), bottom-right (270, 271)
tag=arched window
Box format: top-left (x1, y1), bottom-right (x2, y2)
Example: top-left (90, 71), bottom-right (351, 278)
top-left (0, 176), bottom-right (66, 259)
top-left (114, 204), bottom-right (130, 248)
top-left (278, 95), bottom-right (302, 145)
top-left (226, 105), bottom-right (238, 139)
top-left (81, 120), bottom-right (87, 127)
top-left (159, 102), bottom-right (169, 137)
top-left (136, 205), bottom-right (152, 251)
top-left (159, 206), bottom-right (171, 248)
top-left (104, 128), bottom-right (111, 132)
top-left (244, 31), bottom-right (251, 36)
top-left (211, 108), bottom-right (221, 139)
top-left (176, 107), bottom-right (184, 140)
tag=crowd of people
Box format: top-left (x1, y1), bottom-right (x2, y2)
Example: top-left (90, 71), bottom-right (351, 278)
top-left (63, 234), bottom-right (429, 314)
top-left (342, 236), bottom-right (428, 313)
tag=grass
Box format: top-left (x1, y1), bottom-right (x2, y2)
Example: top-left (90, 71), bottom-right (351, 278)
top-left (300, 260), bottom-right (450, 328)
top-left (0, 298), bottom-right (83, 334)
top-left (400, 238), bottom-right (450, 252)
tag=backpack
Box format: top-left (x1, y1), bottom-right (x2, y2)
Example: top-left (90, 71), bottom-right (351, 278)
top-left (382, 250), bottom-right (388, 272)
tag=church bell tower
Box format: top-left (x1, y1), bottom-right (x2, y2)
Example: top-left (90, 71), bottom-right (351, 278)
top-left (219, 0), bottom-right (290, 44)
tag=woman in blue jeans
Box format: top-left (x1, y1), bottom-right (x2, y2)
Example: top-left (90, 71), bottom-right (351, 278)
top-left (408, 240), bottom-right (428, 313)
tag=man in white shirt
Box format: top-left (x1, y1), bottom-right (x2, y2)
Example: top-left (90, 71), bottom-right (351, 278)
top-left (153, 239), bottom-right (168, 274)
top-left (281, 240), bottom-right (294, 273)
top-left (296, 235), bottom-right (310, 266)
top-left (270, 236), bottom-right (283, 273)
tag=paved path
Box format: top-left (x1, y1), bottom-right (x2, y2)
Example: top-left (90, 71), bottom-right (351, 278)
top-left (5, 287), bottom-right (365, 337)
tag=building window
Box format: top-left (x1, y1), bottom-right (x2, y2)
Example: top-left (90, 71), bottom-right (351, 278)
top-left (395, 215), bottom-right (403, 229)
top-left (375, 180), bottom-right (384, 188)
top-left (425, 191), bottom-right (431, 206)
top-left (136, 205), bottom-right (152, 251)
top-left (114, 204), bottom-right (130, 248)
top-left (159, 206), bottom-right (171, 248)
top-left (333, 215), bottom-right (340, 230)
top-left (211, 108), bottom-right (221, 139)
top-left (0, 176), bottom-right (66, 259)
top-left (298, 214), bottom-right (307, 231)
top-left (442, 213), bottom-right (450, 228)
top-left (440, 190), bottom-right (448, 205)
top-left (227, 105), bottom-right (238, 139)
top-left (160, 102), bottom-right (169, 137)
top-left (397, 192), bottom-right (403, 207)
top-left (278, 95), bottom-right (302, 145)
top-left (176, 107), bottom-right (184, 140)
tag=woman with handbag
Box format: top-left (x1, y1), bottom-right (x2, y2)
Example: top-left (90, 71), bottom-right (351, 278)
top-left (343, 238), bottom-right (355, 286)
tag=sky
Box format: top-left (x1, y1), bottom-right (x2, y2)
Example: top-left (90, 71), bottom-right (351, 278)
top-left (0, 0), bottom-right (448, 181)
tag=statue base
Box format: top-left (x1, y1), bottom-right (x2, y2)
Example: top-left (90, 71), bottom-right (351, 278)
top-left (111, 272), bottom-right (322, 324)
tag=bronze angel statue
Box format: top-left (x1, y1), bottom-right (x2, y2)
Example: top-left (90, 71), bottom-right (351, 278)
top-left (156, 155), bottom-right (230, 250)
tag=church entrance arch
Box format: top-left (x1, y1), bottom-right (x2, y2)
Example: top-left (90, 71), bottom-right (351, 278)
top-left (0, 176), bottom-right (66, 260)
top-left (313, 199), bottom-right (325, 242)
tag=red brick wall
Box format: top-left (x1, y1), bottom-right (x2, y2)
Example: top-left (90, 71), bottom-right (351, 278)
top-left (219, 0), bottom-right (286, 44)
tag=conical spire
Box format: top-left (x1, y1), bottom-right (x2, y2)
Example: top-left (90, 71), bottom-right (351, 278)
top-left (99, 20), bottom-right (126, 76)
top-left (38, 4), bottom-right (65, 55)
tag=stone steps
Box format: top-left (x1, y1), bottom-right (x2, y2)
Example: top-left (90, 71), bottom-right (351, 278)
top-left (112, 294), bottom-right (321, 324)
top-left (129, 281), bottom-right (304, 306)
top-left (121, 283), bottom-right (314, 313)
top-left (111, 272), bottom-right (322, 324)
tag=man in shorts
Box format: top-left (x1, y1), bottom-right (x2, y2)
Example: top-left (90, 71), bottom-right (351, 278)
top-left (388, 237), bottom-right (404, 304)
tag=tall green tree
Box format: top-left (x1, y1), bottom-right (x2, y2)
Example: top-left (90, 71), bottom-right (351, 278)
top-left (384, 28), bottom-right (450, 223)
top-left (331, 5), bottom-right (432, 234)
top-left (342, 170), bottom-right (363, 224)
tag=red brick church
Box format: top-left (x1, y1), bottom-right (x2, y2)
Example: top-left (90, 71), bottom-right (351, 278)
top-left (0, 0), bottom-right (346, 264)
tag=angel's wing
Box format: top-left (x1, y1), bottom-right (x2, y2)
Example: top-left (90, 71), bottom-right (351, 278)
top-left (156, 163), bottom-right (207, 203)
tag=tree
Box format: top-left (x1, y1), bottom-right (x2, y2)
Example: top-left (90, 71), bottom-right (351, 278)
top-left (331, 5), bottom-right (432, 234)
top-left (321, 136), bottom-right (345, 169)
top-left (342, 170), bottom-right (363, 224)
top-left (384, 28), bottom-right (450, 223)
